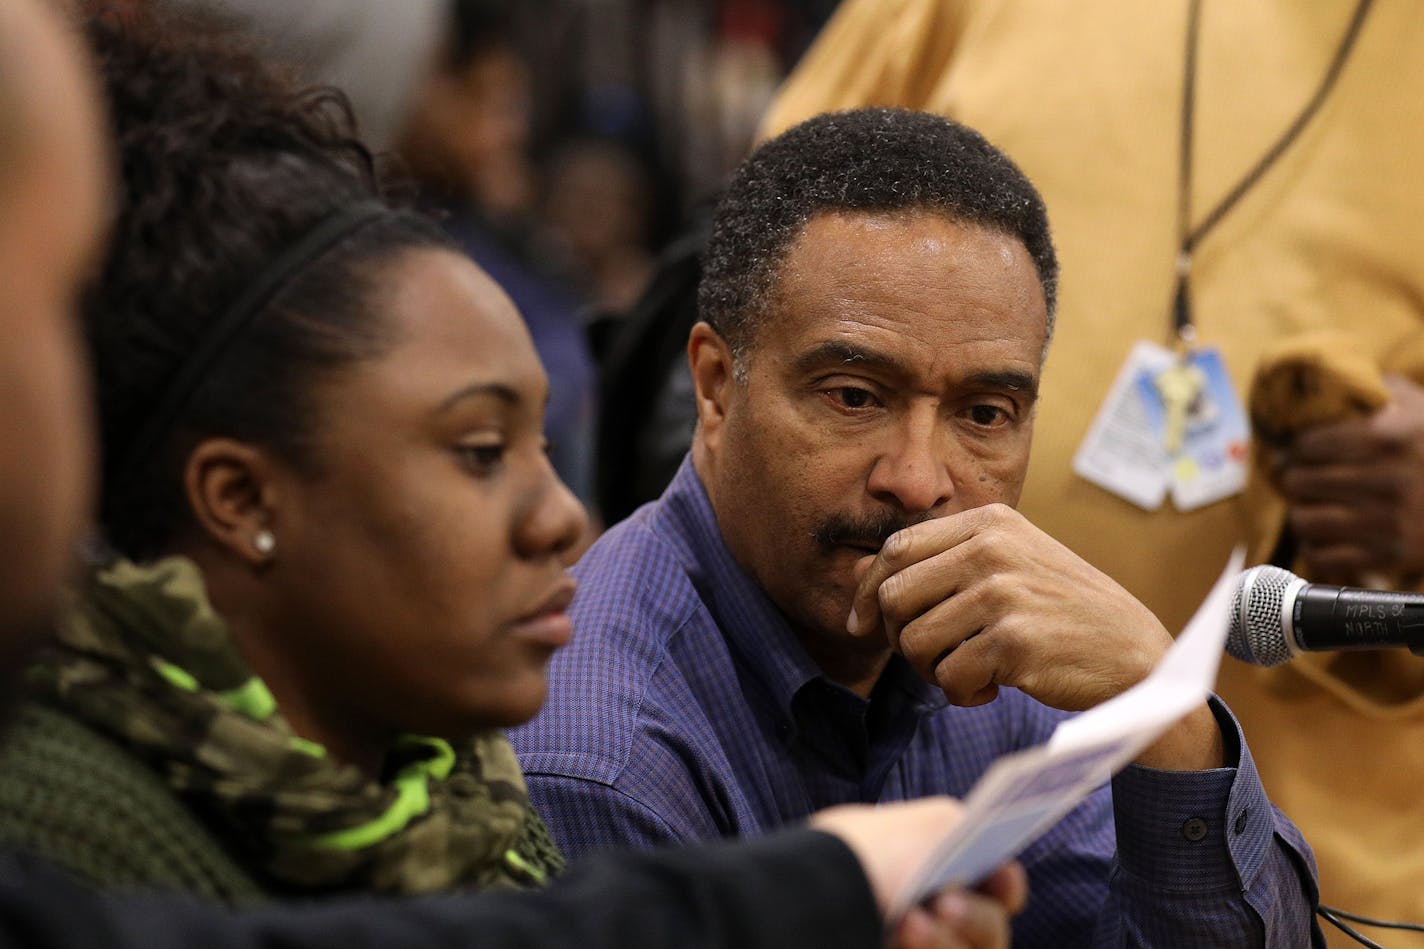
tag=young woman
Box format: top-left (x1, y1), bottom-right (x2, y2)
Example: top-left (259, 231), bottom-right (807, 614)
top-left (0, 8), bottom-right (582, 900)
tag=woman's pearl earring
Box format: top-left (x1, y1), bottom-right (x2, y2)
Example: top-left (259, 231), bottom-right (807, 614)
top-left (253, 529), bottom-right (276, 557)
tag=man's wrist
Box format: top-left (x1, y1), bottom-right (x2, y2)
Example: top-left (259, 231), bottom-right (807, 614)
top-left (1131, 702), bottom-right (1225, 771)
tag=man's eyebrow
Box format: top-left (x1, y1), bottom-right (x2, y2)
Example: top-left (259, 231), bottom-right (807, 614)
top-left (791, 342), bottom-right (1039, 398)
top-left (791, 340), bottom-right (905, 376)
top-left (965, 369), bottom-right (1039, 399)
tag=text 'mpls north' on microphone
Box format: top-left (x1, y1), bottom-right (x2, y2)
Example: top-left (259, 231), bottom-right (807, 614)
top-left (1226, 565), bottom-right (1424, 667)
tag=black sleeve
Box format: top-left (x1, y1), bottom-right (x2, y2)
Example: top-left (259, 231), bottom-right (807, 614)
top-left (0, 830), bottom-right (883, 949)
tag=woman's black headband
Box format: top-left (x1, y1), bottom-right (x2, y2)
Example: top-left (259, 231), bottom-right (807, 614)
top-left (113, 201), bottom-right (390, 493)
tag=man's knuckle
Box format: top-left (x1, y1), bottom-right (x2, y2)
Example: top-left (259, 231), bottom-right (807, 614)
top-left (980, 572), bottom-right (1012, 607)
top-left (935, 667), bottom-right (969, 704)
top-left (880, 532), bottom-right (910, 567)
top-left (878, 573), bottom-right (907, 616)
top-left (981, 502), bottom-right (1014, 524)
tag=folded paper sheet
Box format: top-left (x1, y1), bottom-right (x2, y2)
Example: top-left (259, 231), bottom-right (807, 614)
top-left (891, 547), bottom-right (1245, 919)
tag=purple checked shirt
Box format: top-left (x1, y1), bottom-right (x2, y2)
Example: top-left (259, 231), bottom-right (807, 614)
top-left (511, 457), bottom-right (1322, 947)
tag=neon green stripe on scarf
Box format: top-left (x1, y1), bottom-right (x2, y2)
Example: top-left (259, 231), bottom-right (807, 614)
top-left (153, 660), bottom-right (276, 721)
top-left (154, 657), bottom-right (460, 850)
top-left (308, 738), bottom-right (457, 851)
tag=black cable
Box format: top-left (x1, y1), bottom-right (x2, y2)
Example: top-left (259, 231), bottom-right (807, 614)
top-left (1181, 0), bottom-right (1375, 253)
top-left (1319, 907), bottom-right (1390, 948)
top-left (1173, 0), bottom-right (1375, 337)
top-left (1320, 903), bottom-right (1424, 934)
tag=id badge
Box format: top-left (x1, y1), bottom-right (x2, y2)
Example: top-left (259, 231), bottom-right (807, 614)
top-left (1073, 341), bottom-right (1249, 511)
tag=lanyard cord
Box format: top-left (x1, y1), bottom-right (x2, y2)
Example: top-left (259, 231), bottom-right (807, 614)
top-left (1173, 0), bottom-right (1375, 341)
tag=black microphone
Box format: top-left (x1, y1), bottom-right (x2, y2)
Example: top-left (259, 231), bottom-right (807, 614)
top-left (1226, 565), bottom-right (1424, 666)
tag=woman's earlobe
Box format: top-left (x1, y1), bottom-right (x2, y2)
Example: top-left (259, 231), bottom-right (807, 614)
top-left (182, 438), bottom-right (280, 565)
top-left (252, 529), bottom-right (277, 559)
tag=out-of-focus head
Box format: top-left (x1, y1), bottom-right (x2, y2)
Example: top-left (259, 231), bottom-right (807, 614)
top-left (542, 139), bottom-right (650, 260)
top-left (689, 108), bottom-right (1054, 681)
top-left (84, 8), bottom-right (585, 764)
top-left (540, 136), bottom-right (655, 310)
top-left (398, 0), bottom-right (531, 215)
top-left (0, 0), bottom-right (108, 672)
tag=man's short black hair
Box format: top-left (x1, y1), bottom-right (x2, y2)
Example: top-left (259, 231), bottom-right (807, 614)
top-left (699, 107), bottom-right (1058, 359)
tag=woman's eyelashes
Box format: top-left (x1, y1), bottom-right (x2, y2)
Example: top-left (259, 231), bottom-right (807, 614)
top-left (455, 440), bottom-right (507, 475)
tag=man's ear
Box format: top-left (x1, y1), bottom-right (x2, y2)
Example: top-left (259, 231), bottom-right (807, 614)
top-left (182, 438), bottom-right (282, 567)
top-left (688, 321), bottom-right (738, 454)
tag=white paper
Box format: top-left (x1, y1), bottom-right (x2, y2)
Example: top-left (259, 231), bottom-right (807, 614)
top-left (890, 547), bottom-right (1245, 919)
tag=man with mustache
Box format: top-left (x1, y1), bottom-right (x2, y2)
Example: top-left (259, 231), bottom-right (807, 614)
top-left (513, 108), bottom-right (1323, 946)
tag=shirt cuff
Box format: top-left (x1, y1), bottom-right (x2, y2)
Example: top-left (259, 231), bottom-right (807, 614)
top-left (1110, 694), bottom-right (1272, 891)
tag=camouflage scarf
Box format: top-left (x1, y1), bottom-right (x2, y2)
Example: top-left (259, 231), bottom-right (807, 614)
top-left (27, 556), bottom-right (564, 894)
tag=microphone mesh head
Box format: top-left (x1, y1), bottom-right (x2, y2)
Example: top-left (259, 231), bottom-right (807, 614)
top-left (1226, 565), bottom-right (1296, 666)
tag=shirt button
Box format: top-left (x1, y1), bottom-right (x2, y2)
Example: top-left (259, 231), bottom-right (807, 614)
top-left (1181, 817), bottom-right (1208, 842)
top-left (1234, 809), bottom-right (1249, 835)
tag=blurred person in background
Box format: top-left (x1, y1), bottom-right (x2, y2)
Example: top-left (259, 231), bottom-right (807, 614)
top-left (538, 136), bottom-right (656, 320)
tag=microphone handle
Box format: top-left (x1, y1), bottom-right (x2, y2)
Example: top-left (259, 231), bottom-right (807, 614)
top-left (1295, 585), bottom-right (1424, 654)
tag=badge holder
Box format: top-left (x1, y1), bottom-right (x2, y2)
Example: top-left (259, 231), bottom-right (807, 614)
top-left (1074, 324), bottom-right (1248, 512)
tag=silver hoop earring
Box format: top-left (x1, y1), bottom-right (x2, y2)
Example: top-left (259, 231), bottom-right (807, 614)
top-left (253, 530), bottom-right (276, 556)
